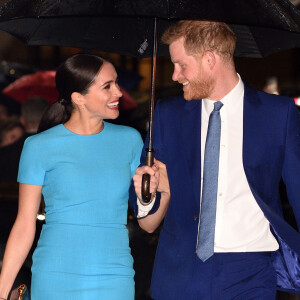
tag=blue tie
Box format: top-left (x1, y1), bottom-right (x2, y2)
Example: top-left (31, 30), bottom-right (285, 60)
top-left (197, 101), bottom-right (223, 262)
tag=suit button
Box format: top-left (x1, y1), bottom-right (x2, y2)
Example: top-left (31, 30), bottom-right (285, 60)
top-left (193, 214), bottom-right (198, 221)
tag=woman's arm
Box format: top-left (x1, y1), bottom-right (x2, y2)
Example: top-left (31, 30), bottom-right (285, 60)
top-left (133, 159), bottom-right (171, 233)
top-left (0, 183), bottom-right (42, 299)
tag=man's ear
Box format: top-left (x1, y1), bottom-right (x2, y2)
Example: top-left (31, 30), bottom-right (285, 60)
top-left (204, 51), bottom-right (216, 70)
top-left (71, 92), bottom-right (85, 106)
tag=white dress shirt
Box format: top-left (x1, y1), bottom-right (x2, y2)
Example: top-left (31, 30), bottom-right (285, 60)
top-left (138, 75), bottom-right (279, 252)
top-left (199, 75), bottom-right (279, 252)
top-left (137, 195), bottom-right (155, 218)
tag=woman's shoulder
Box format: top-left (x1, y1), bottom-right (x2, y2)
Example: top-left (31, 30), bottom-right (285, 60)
top-left (105, 122), bottom-right (142, 140)
top-left (24, 124), bottom-right (64, 146)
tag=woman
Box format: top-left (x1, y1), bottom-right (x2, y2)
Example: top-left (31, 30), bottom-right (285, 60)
top-left (0, 54), bottom-right (144, 300)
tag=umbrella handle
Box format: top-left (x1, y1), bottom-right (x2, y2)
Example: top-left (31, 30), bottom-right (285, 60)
top-left (141, 148), bottom-right (155, 204)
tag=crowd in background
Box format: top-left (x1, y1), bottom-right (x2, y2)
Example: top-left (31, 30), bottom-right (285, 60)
top-left (0, 96), bottom-right (48, 182)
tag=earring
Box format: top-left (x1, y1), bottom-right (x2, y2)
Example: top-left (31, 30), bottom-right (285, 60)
top-left (78, 104), bottom-right (85, 111)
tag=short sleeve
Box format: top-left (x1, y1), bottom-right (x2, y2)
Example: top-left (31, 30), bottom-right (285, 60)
top-left (17, 136), bottom-right (46, 185)
top-left (130, 131), bottom-right (144, 178)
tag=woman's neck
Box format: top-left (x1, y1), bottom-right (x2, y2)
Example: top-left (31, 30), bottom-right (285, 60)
top-left (64, 112), bottom-right (104, 135)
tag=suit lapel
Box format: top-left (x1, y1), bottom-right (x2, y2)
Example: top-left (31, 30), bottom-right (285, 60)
top-left (243, 84), bottom-right (265, 181)
top-left (180, 99), bottom-right (202, 208)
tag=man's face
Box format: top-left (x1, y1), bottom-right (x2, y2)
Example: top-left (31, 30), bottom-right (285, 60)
top-left (169, 37), bottom-right (215, 100)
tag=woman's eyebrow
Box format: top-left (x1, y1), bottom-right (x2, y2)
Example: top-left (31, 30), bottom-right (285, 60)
top-left (100, 78), bottom-right (118, 87)
top-left (100, 80), bottom-right (113, 87)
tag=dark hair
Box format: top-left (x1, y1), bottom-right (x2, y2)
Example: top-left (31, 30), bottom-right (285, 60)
top-left (22, 97), bottom-right (49, 125)
top-left (38, 54), bottom-right (105, 133)
top-left (0, 93), bottom-right (21, 117)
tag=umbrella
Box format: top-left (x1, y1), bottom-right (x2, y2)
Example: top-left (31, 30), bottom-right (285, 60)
top-left (1, 0), bottom-right (300, 201)
top-left (2, 70), bottom-right (138, 110)
top-left (2, 71), bottom-right (58, 104)
top-left (1, 1), bottom-right (300, 57)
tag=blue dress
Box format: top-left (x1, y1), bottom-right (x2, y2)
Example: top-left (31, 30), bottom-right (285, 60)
top-left (17, 121), bottom-right (143, 300)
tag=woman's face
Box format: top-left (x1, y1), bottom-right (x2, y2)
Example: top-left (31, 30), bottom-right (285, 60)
top-left (83, 62), bottom-right (123, 120)
top-left (1, 126), bottom-right (24, 147)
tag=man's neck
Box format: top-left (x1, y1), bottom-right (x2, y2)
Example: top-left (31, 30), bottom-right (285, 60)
top-left (209, 68), bottom-right (239, 101)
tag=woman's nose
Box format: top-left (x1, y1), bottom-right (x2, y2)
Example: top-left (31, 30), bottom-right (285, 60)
top-left (115, 85), bottom-right (123, 98)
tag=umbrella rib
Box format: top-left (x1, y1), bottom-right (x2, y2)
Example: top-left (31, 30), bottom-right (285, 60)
top-left (261, 0), bottom-right (300, 31)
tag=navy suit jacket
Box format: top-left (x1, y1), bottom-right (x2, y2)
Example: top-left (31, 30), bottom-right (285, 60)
top-left (131, 84), bottom-right (300, 299)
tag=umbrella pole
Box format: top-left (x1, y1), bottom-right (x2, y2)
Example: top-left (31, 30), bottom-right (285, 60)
top-left (141, 17), bottom-right (157, 204)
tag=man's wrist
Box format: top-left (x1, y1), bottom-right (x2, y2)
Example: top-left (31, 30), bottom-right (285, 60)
top-left (138, 192), bottom-right (156, 206)
top-left (137, 194), bottom-right (156, 218)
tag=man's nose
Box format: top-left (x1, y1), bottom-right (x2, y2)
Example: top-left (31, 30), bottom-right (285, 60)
top-left (172, 66), bottom-right (180, 82)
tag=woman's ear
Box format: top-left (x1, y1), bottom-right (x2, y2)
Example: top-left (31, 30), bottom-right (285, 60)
top-left (71, 92), bottom-right (85, 106)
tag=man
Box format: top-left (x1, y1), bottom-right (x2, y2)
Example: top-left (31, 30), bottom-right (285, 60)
top-left (19, 96), bottom-right (48, 135)
top-left (132, 20), bottom-right (300, 299)
top-left (0, 97), bottom-right (48, 181)
top-left (0, 93), bottom-right (21, 121)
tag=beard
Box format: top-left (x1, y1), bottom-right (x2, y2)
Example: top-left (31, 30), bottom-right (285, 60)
top-left (183, 74), bottom-right (215, 101)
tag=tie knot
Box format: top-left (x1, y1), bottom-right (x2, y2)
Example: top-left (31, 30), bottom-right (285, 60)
top-left (213, 101), bottom-right (223, 112)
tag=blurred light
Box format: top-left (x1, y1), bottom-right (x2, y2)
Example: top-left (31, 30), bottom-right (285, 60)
top-left (128, 214), bottom-right (134, 220)
top-left (37, 213), bottom-right (45, 221)
top-left (289, 0), bottom-right (300, 6)
top-left (294, 97), bottom-right (300, 106)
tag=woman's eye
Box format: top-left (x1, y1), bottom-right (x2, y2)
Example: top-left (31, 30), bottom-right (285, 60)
top-left (104, 84), bottom-right (110, 90)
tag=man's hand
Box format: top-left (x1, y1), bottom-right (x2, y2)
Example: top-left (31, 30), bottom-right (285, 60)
top-left (155, 159), bottom-right (170, 196)
top-left (133, 161), bottom-right (160, 202)
top-left (133, 159), bottom-right (170, 202)
top-left (134, 159), bottom-right (171, 232)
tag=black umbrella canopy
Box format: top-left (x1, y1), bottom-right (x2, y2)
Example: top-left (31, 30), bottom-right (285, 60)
top-left (0, 0), bottom-right (300, 28)
top-left (1, 0), bottom-right (300, 202)
top-left (0, 0), bottom-right (300, 57)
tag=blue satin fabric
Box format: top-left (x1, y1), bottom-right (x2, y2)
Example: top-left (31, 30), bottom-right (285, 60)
top-left (272, 229), bottom-right (300, 293)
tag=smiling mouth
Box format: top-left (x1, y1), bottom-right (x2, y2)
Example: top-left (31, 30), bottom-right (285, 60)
top-left (181, 81), bottom-right (189, 89)
top-left (107, 101), bottom-right (119, 109)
